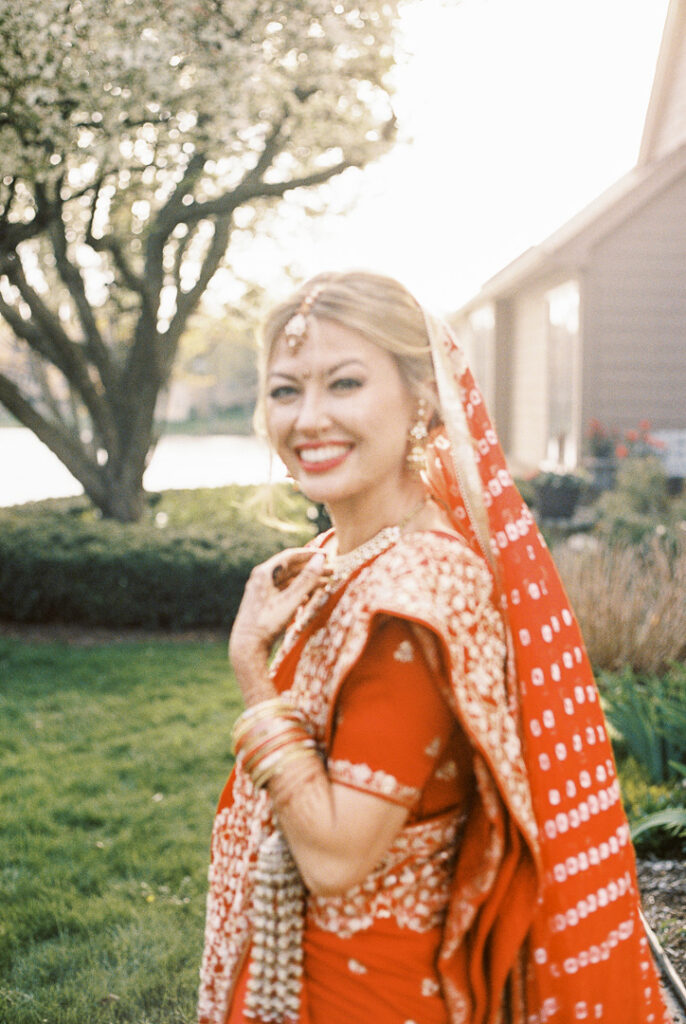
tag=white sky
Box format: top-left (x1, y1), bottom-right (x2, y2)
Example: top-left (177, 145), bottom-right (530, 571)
top-left (231, 0), bottom-right (670, 314)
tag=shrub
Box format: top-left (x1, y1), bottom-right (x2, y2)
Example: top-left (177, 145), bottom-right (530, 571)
top-left (597, 665), bottom-right (686, 783)
top-left (600, 665), bottom-right (686, 856)
top-left (0, 485), bottom-right (315, 629)
top-left (553, 536), bottom-right (686, 673)
top-left (616, 757), bottom-right (686, 856)
top-left (594, 456), bottom-right (686, 545)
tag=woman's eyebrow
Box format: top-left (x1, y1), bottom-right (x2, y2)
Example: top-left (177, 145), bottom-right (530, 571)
top-left (268, 359), bottom-right (366, 381)
top-left (326, 359), bottom-right (366, 376)
top-left (267, 370), bottom-right (299, 381)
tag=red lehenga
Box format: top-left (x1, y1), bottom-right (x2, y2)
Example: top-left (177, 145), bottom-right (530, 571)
top-left (198, 324), bottom-right (673, 1024)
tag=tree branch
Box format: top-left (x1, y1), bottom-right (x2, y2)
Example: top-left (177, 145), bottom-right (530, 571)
top-left (0, 371), bottom-right (107, 502)
top-left (27, 349), bottom-right (71, 431)
top-left (48, 198), bottom-right (116, 394)
top-left (171, 226), bottom-right (195, 291)
top-left (0, 253), bottom-right (119, 455)
top-left (180, 157), bottom-right (357, 226)
top-left (164, 214), bottom-right (232, 361)
top-left (0, 204), bottom-right (52, 252)
top-left (239, 115), bottom-right (287, 191)
top-left (122, 151), bottom-right (206, 355)
top-left (0, 177), bottom-right (18, 234)
top-left (80, 171), bottom-right (147, 296)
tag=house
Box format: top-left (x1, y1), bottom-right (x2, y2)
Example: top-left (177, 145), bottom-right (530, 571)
top-left (450, 0), bottom-right (686, 475)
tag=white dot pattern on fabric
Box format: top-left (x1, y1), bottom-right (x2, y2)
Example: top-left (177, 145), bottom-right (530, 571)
top-left (393, 640), bottom-right (415, 663)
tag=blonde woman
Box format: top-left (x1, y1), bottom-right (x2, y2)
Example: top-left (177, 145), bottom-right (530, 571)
top-left (198, 272), bottom-right (671, 1024)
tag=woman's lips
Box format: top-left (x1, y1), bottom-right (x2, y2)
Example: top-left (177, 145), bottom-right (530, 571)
top-left (295, 443), bottom-right (352, 473)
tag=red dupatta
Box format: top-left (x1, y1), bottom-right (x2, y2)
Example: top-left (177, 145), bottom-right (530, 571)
top-left (422, 319), bottom-right (672, 1024)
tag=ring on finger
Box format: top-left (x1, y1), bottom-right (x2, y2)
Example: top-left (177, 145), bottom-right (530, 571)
top-left (271, 563), bottom-right (286, 588)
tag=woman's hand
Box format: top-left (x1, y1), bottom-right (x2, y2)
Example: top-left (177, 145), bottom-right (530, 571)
top-left (229, 548), bottom-right (330, 702)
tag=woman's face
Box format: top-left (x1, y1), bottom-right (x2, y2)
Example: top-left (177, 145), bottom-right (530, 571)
top-left (266, 318), bottom-right (418, 516)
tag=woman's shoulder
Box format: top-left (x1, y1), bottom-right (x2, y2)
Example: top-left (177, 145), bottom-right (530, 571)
top-left (380, 528), bottom-right (490, 579)
top-left (355, 529), bottom-right (498, 624)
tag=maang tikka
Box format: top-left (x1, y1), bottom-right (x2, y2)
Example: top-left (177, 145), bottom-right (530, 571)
top-left (283, 284), bottom-right (326, 353)
top-left (407, 396), bottom-right (430, 472)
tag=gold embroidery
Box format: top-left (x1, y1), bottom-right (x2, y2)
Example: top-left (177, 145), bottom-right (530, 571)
top-left (327, 758), bottom-right (420, 809)
top-left (308, 812), bottom-right (465, 939)
top-left (425, 737), bottom-right (442, 758)
top-left (435, 760), bottom-right (458, 782)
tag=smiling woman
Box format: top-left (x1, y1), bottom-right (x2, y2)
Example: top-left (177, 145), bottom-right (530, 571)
top-left (265, 319), bottom-right (423, 552)
top-left (198, 271), bottom-right (673, 1024)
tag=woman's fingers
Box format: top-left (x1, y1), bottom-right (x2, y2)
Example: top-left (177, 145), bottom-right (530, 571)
top-left (233, 549), bottom-right (331, 654)
top-left (268, 549), bottom-right (330, 591)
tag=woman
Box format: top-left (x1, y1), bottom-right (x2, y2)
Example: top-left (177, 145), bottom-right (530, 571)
top-left (198, 271), bottom-right (672, 1024)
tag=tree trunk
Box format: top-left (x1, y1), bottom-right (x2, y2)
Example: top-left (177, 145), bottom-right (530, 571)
top-left (91, 472), bottom-right (146, 522)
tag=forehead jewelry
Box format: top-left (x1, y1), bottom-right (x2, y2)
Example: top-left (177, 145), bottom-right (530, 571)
top-left (283, 284), bottom-right (326, 353)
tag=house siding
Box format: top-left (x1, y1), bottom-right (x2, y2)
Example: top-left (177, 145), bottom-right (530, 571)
top-left (582, 172), bottom-right (686, 431)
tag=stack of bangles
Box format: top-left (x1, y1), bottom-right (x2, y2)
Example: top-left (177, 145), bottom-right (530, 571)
top-left (232, 697), bottom-right (320, 792)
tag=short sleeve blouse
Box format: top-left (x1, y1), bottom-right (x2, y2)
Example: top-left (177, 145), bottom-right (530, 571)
top-left (327, 617), bottom-right (475, 820)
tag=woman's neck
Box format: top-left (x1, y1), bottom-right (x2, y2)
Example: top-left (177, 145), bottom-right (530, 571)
top-left (327, 483), bottom-right (431, 555)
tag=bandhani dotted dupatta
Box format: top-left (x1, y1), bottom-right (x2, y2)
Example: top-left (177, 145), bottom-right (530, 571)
top-left (424, 316), bottom-right (672, 1024)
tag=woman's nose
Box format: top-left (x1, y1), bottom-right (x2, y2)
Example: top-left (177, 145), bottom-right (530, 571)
top-left (294, 387), bottom-right (331, 432)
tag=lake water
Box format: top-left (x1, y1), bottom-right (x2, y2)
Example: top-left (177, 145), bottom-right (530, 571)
top-left (0, 427), bottom-right (288, 507)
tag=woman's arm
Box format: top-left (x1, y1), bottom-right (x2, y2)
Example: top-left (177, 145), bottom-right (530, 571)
top-left (270, 771), bottom-right (409, 896)
top-left (229, 551), bottom-right (454, 898)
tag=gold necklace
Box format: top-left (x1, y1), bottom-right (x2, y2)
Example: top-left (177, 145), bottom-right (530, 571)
top-left (328, 497), bottom-right (427, 587)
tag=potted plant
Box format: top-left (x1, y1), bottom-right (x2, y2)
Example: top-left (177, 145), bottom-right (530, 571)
top-left (584, 419), bottom-right (618, 491)
top-left (533, 470), bottom-right (584, 519)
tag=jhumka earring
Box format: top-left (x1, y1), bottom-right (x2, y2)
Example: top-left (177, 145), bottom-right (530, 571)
top-left (283, 283), bottom-right (326, 353)
top-left (407, 397), bottom-right (430, 473)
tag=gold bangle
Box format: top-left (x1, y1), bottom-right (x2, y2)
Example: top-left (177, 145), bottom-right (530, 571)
top-left (242, 729), bottom-right (312, 774)
top-left (250, 738), bottom-right (317, 786)
top-left (232, 698), bottom-right (301, 750)
top-left (251, 742), bottom-right (318, 790)
top-left (232, 696), bottom-right (290, 735)
top-left (234, 714), bottom-right (309, 761)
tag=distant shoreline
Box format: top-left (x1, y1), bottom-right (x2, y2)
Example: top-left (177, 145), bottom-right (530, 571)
top-left (0, 430), bottom-right (285, 508)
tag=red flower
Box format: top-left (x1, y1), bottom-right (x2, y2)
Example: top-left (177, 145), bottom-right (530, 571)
top-left (625, 429), bottom-right (639, 443)
top-left (616, 444), bottom-right (629, 459)
top-left (638, 419), bottom-right (651, 432)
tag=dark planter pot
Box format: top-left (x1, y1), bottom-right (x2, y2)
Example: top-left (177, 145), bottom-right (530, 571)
top-left (535, 481), bottom-right (582, 519)
top-left (587, 456), bottom-right (617, 492)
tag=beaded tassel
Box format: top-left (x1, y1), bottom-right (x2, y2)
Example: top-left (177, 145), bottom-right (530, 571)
top-left (245, 831), bottom-right (305, 1023)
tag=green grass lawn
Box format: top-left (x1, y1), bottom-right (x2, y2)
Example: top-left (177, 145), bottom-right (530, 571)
top-left (0, 636), bottom-right (242, 1024)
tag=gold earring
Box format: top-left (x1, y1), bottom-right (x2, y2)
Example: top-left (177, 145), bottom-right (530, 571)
top-left (407, 397), bottom-right (429, 473)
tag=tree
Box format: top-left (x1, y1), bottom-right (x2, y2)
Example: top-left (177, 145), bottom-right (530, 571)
top-left (0, 0), bottom-right (398, 520)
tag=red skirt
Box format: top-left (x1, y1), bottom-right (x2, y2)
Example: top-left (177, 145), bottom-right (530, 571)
top-left (227, 917), bottom-right (448, 1024)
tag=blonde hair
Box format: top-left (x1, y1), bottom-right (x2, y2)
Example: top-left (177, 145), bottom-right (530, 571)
top-left (255, 270), bottom-right (440, 435)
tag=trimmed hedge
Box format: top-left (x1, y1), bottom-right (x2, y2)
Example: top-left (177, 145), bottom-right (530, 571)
top-left (0, 487), bottom-right (314, 629)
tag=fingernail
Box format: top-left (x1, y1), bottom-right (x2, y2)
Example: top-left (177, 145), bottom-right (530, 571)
top-left (309, 551), bottom-right (325, 571)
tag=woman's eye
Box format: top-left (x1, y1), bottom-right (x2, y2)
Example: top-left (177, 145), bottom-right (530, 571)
top-left (268, 385), bottom-right (298, 401)
top-left (330, 377), bottom-right (362, 392)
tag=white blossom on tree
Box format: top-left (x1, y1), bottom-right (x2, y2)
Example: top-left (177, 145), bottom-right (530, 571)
top-left (0, 0), bottom-right (399, 520)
